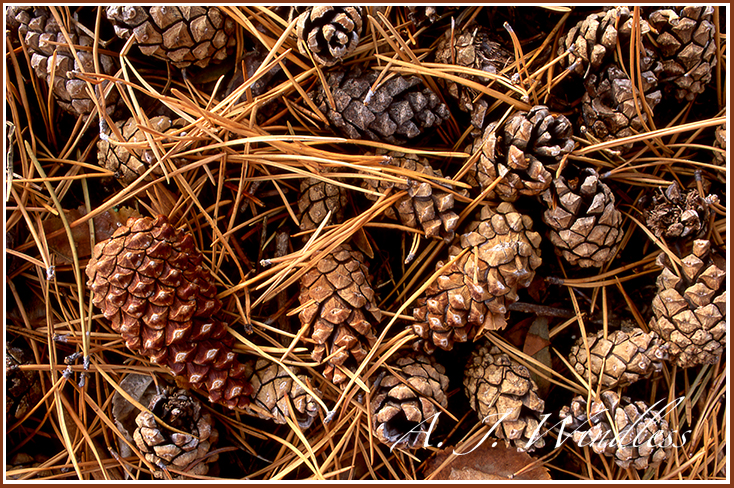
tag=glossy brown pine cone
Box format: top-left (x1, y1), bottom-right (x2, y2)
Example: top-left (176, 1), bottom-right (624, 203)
top-left (644, 182), bottom-right (716, 240)
top-left (106, 6), bottom-right (236, 69)
top-left (297, 174), bottom-right (347, 234)
top-left (296, 6), bottom-right (363, 67)
top-left (362, 151), bottom-right (461, 242)
top-left (412, 203), bottom-right (542, 354)
top-left (98, 116), bottom-right (187, 186)
top-left (466, 105), bottom-right (573, 202)
top-left (649, 239), bottom-right (726, 368)
top-left (370, 352), bottom-right (449, 449)
top-left (464, 344), bottom-right (545, 451)
top-left (133, 388), bottom-right (219, 479)
top-left (568, 328), bottom-right (669, 389)
top-left (297, 243), bottom-right (381, 386)
top-left (85, 215), bottom-right (252, 409)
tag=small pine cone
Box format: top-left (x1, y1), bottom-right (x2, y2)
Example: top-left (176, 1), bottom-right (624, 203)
top-left (85, 215), bottom-right (252, 409)
top-left (464, 344), bottom-right (545, 452)
top-left (559, 7), bottom-right (647, 77)
top-left (12, 6), bottom-right (119, 118)
top-left (6, 340), bottom-right (43, 423)
top-left (644, 181), bottom-right (716, 240)
top-left (406, 6), bottom-right (458, 27)
top-left (362, 151), bottom-right (461, 242)
top-left (244, 359), bottom-right (321, 428)
top-left (645, 7), bottom-right (717, 102)
top-left (434, 23), bottom-right (515, 128)
top-left (98, 116), bottom-right (187, 186)
top-left (296, 6), bottom-right (363, 67)
top-left (298, 243), bottom-right (381, 386)
top-left (713, 124), bottom-right (726, 167)
top-left (297, 174), bottom-right (347, 234)
top-left (133, 388), bottom-right (219, 479)
top-left (649, 239), bottom-right (726, 368)
top-left (581, 62), bottom-right (662, 149)
top-left (568, 328), bottom-right (669, 389)
top-left (559, 391), bottom-right (673, 470)
top-left (312, 68), bottom-right (450, 144)
top-left (412, 203), bottom-right (542, 354)
top-left (370, 352), bottom-right (449, 449)
top-left (466, 106), bottom-right (573, 202)
top-left (106, 6), bottom-right (236, 69)
top-left (540, 167), bottom-right (623, 268)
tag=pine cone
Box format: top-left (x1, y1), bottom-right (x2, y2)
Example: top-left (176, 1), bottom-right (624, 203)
top-left (296, 7), bottom-right (363, 67)
top-left (464, 344), bottom-right (545, 451)
top-left (362, 151), bottom-right (461, 242)
top-left (649, 239), bottom-right (726, 368)
top-left (244, 359), bottom-right (320, 428)
top-left (98, 116), bottom-right (187, 186)
top-left (106, 6), bottom-right (236, 69)
top-left (412, 203), bottom-right (542, 354)
top-left (644, 181), bottom-right (716, 240)
top-left (581, 61), bottom-right (662, 149)
top-left (559, 7), bottom-right (646, 77)
top-left (559, 391), bottom-right (673, 470)
top-left (645, 6), bottom-right (717, 101)
top-left (540, 167), bottom-right (623, 268)
top-left (712, 123), bottom-right (726, 167)
top-left (6, 340), bottom-right (43, 423)
top-left (298, 243), bottom-right (381, 386)
top-left (312, 68), bottom-right (450, 144)
top-left (370, 352), bottom-right (449, 449)
top-left (297, 174), bottom-right (347, 234)
top-left (11, 6), bottom-right (119, 118)
top-left (568, 328), bottom-right (669, 389)
top-left (406, 6), bottom-right (458, 27)
top-left (133, 388), bottom-right (219, 479)
top-left (434, 23), bottom-right (515, 128)
top-left (466, 106), bottom-right (573, 202)
top-left (85, 215), bottom-right (252, 409)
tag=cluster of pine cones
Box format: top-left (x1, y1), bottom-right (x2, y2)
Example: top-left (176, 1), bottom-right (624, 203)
top-left (5, 5), bottom-right (726, 480)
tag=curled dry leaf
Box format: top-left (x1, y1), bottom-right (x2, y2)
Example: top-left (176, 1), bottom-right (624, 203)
top-left (426, 443), bottom-right (551, 480)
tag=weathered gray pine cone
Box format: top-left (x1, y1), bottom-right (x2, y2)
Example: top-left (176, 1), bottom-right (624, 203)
top-left (568, 328), bottom-right (669, 389)
top-left (434, 23), bottom-right (515, 128)
top-left (559, 391), bottom-right (673, 471)
top-left (540, 167), bottom-right (623, 268)
top-left (312, 68), bottom-right (450, 144)
top-left (464, 344), bottom-right (545, 451)
top-left (296, 6), bottom-right (363, 67)
top-left (644, 182), bottom-right (716, 240)
top-left (649, 239), bottom-right (726, 368)
top-left (297, 174), bottom-right (347, 234)
top-left (370, 352), bottom-right (449, 449)
top-left (466, 106), bottom-right (573, 202)
top-left (133, 388), bottom-right (219, 479)
top-left (106, 6), bottom-right (236, 69)
top-left (362, 151), bottom-right (461, 242)
top-left (412, 203), bottom-right (542, 353)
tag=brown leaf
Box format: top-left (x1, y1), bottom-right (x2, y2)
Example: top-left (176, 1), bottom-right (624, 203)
top-left (426, 443), bottom-right (551, 480)
top-left (525, 316), bottom-right (552, 398)
top-left (503, 316), bottom-right (535, 349)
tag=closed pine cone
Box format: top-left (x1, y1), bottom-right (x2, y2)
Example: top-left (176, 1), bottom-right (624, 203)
top-left (466, 105), bottom-right (573, 202)
top-left (362, 151), bottom-right (461, 242)
top-left (297, 174), bottom-right (347, 234)
top-left (85, 215), bottom-right (252, 409)
top-left (298, 243), bottom-right (381, 386)
top-left (645, 6), bottom-right (717, 101)
top-left (540, 166), bottom-right (623, 268)
top-left (244, 359), bottom-right (321, 428)
top-left (644, 181), bottom-right (716, 240)
top-left (10, 6), bottom-right (119, 118)
top-left (559, 391), bottom-right (673, 471)
top-left (312, 68), bottom-right (450, 144)
top-left (370, 352), bottom-right (449, 449)
top-left (434, 23), bottom-right (515, 128)
top-left (568, 328), bottom-right (669, 389)
top-left (412, 203), bottom-right (542, 354)
top-left (296, 7), bottom-right (363, 67)
top-left (649, 239), bottom-right (726, 368)
top-left (98, 116), bottom-right (187, 186)
top-left (133, 388), bottom-right (219, 479)
top-left (464, 344), bottom-right (545, 451)
top-left (106, 6), bottom-right (236, 69)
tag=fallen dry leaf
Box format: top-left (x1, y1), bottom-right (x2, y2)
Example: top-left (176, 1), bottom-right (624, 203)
top-left (426, 443), bottom-right (551, 480)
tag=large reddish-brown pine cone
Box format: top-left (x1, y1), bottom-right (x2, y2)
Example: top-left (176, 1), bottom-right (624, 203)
top-left (85, 215), bottom-right (252, 408)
